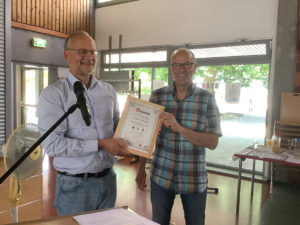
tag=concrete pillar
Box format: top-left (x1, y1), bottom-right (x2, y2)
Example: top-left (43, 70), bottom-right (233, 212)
top-left (266, 0), bottom-right (298, 181)
top-left (267, 0), bottom-right (298, 138)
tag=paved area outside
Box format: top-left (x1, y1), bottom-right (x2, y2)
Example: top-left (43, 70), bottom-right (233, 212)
top-left (207, 113), bottom-right (266, 172)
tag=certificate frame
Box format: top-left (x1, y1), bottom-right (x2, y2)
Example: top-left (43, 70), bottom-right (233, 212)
top-left (114, 95), bottom-right (165, 159)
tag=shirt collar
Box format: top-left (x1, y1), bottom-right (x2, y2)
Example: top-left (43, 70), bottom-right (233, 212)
top-left (67, 72), bottom-right (98, 90)
top-left (171, 81), bottom-right (196, 98)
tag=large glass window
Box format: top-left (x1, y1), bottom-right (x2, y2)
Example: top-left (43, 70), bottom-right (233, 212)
top-left (154, 67), bottom-right (168, 88)
top-left (104, 51), bottom-right (167, 64)
top-left (99, 40), bottom-right (271, 174)
top-left (193, 64), bottom-right (269, 172)
top-left (133, 67), bottom-right (169, 99)
top-left (191, 44), bottom-right (267, 58)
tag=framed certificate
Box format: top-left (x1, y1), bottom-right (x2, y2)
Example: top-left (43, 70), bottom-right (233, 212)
top-left (114, 95), bottom-right (165, 159)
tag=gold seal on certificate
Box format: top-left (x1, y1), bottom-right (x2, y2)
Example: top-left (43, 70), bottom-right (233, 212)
top-left (114, 95), bottom-right (165, 159)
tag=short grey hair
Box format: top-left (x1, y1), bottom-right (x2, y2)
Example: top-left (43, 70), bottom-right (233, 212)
top-left (171, 48), bottom-right (197, 64)
top-left (64, 31), bottom-right (93, 50)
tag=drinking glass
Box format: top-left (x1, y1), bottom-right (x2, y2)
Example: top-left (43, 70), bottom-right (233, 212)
top-left (271, 135), bottom-right (281, 153)
top-left (287, 138), bottom-right (296, 152)
top-left (266, 138), bottom-right (272, 149)
top-left (253, 138), bottom-right (258, 150)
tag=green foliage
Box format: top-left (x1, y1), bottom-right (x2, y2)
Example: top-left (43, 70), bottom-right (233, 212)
top-left (195, 64), bottom-right (269, 88)
top-left (123, 64), bottom-right (269, 95)
top-left (155, 68), bottom-right (168, 82)
top-left (126, 68), bottom-right (169, 95)
top-left (133, 68), bottom-right (151, 80)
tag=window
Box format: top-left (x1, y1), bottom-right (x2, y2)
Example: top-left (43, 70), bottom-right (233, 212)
top-left (96, 0), bottom-right (139, 8)
top-left (104, 51), bottom-right (167, 64)
top-left (99, 39), bottom-right (271, 175)
top-left (193, 64), bottom-right (270, 173)
top-left (191, 44), bottom-right (267, 58)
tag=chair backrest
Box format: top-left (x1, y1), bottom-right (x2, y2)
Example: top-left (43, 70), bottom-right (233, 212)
top-left (275, 121), bottom-right (300, 149)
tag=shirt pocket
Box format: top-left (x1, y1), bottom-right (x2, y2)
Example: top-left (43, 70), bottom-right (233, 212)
top-left (184, 116), bottom-right (206, 132)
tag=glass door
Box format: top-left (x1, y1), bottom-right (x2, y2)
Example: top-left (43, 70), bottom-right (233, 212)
top-left (20, 67), bottom-right (48, 125)
top-left (193, 64), bottom-right (269, 173)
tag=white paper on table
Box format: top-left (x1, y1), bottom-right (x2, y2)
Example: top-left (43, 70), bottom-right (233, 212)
top-left (73, 208), bottom-right (159, 225)
top-left (240, 145), bottom-right (288, 161)
top-left (250, 150), bottom-right (288, 161)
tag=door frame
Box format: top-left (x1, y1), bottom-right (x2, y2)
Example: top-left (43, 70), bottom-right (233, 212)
top-left (17, 65), bottom-right (45, 126)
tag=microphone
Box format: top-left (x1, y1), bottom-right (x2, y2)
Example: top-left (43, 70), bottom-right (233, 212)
top-left (73, 81), bottom-right (91, 126)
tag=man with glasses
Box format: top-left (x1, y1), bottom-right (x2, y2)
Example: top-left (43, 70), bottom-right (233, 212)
top-left (37, 31), bottom-right (131, 216)
top-left (136, 48), bottom-right (222, 225)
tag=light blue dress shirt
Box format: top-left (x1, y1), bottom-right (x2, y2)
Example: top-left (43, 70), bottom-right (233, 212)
top-left (37, 72), bottom-right (119, 174)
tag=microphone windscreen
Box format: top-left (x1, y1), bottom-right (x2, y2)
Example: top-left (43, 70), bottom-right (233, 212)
top-left (74, 81), bottom-right (84, 94)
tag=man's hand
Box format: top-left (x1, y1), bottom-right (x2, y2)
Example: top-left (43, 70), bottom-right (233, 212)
top-left (98, 138), bottom-right (132, 156)
top-left (136, 169), bottom-right (147, 190)
top-left (161, 112), bottom-right (182, 133)
top-left (135, 157), bottom-right (147, 191)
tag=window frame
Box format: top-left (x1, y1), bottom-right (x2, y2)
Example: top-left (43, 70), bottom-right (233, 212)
top-left (100, 39), bottom-right (271, 73)
top-left (1, 0), bottom-right (12, 156)
top-left (95, 0), bottom-right (139, 8)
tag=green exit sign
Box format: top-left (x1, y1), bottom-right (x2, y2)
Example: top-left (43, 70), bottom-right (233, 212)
top-left (32, 38), bottom-right (47, 48)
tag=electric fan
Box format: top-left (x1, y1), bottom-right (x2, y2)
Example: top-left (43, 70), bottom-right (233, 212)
top-left (3, 123), bottom-right (44, 223)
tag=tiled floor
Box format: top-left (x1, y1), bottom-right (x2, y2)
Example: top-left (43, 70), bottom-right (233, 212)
top-left (42, 156), bottom-right (275, 225)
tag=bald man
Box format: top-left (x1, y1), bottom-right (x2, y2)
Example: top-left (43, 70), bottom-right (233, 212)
top-left (136, 48), bottom-right (222, 225)
top-left (38, 31), bottom-right (131, 216)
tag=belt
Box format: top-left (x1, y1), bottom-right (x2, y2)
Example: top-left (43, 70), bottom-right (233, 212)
top-left (58, 168), bottom-right (111, 178)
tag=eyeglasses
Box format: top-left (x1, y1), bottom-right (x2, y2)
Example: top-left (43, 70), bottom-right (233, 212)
top-left (171, 62), bottom-right (194, 70)
top-left (67, 49), bottom-right (98, 57)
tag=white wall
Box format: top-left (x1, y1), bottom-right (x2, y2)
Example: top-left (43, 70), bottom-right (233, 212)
top-left (95, 0), bottom-right (277, 50)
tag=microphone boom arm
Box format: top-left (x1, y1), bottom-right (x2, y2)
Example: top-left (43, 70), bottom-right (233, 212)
top-left (0, 104), bottom-right (78, 184)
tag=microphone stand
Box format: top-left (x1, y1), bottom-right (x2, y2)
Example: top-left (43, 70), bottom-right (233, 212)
top-left (0, 104), bottom-right (79, 184)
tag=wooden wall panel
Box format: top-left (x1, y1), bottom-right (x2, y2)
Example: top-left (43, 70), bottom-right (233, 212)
top-left (12, 0), bottom-right (17, 21)
top-left (40, 0), bottom-right (45, 28)
top-left (74, 0), bottom-right (78, 32)
top-left (31, 0), bottom-right (36, 26)
top-left (67, 0), bottom-right (71, 34)
top-left (21, 0), bottom-right (26, 24)
top-left (11, 0), bottom-right (92, 37)
top-left (78, 0), bottom-right (82, 30)
top-left (83, 0), bottom-right (86, 32)
top-left (56, 0), bottom-right (60, 32)
top-left (36, 0), bottom-right (40, 27)
top-left (26, 0), bottom-right (31, 25)
top-left (44, 0), bottom-right (48, 29)
top-left (87, 0), bottom-right (90, 32)
top-left (52, 0), bottom-right (56, 31)
top-left (63, 0), bottom-right (67, 33)
top-left (59, 0), bottom-right (64, 33)
top-left (16, 0), bottom-right (21, 23)
top-left (48, 0), bottom-right (52, 30)
top-left (70, 0), bottom-right (73, 33)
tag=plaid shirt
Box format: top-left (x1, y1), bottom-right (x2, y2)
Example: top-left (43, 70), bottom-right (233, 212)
top-left (150, 83), bottom-right (222, 194)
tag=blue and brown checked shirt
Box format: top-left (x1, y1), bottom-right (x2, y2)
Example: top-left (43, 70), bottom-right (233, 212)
top-left (150, 82), bottom-right (222, 194)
